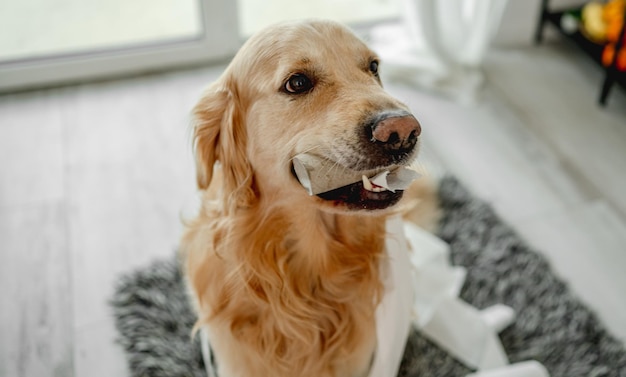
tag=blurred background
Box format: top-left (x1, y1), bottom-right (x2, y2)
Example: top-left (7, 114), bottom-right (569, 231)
top-left (1, 0), bottom-right (625, 376)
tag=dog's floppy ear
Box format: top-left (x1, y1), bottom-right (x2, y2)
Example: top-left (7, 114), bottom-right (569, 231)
top-left (192, 84), bottom-right (227, 190)
top-left (192, 81), bottom-right (255, 209)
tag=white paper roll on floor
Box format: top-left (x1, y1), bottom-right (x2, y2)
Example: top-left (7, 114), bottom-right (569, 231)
top-left (480, 304), bottom-right (516, 333)
top-left (465, 361), bottom-right (550, 377)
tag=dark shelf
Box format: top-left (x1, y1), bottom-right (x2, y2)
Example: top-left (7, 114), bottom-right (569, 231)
top-left (536, 2), bottom-right (626, 106)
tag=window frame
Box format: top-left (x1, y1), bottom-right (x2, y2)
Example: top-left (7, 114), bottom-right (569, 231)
top-left (0, 0), bottom-right (240, 93)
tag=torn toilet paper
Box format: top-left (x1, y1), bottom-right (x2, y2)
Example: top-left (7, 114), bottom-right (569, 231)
top-left (292, 153), bottom-right (420, 195)
top-left (369, 216), bottom-right (550, 377)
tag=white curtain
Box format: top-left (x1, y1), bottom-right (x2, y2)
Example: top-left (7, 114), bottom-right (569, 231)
top-left (371, 0), bottom-right (508, 104)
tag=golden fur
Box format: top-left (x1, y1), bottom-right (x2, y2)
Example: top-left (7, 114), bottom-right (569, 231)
top-left (182, 20), bottom-right (439, 377)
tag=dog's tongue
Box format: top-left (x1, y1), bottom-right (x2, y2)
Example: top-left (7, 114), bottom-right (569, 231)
top-left (292, 153), bottom-right (420, 195)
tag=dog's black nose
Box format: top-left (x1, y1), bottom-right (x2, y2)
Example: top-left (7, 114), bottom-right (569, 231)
top-left (370, 111), bottom-right (421, 153)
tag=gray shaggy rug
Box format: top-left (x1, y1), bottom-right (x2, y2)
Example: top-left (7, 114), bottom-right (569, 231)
top-left (111, 176), bottom-right (626, 376)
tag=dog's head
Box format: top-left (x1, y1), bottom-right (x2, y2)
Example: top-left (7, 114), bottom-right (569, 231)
top-left (193, 20), bottom-right (420, 213)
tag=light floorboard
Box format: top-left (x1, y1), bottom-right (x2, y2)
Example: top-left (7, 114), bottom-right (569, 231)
top-left (0, 204), bottom-right (73, 377)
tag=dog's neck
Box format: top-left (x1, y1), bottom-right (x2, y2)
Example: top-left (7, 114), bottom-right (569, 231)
top-left (293, 208), bottom-right (385, 264)
top-left (253, 197), bottom-right (388, 269)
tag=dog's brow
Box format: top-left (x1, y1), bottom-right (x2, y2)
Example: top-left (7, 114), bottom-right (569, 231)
top-left (290, 57), bottom-right (312, 70)
top-left (284, 58), bottom-right (322, 78)
top-left (364, 54), bottom-right (379, 66)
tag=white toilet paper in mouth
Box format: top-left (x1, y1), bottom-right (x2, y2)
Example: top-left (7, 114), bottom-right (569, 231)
top-left (292, 153), bottom-right (420, 195)
top-left (368, 168), bottom-right (421, 193)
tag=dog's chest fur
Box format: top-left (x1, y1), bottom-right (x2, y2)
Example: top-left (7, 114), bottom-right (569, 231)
top-left (186, 207), bottom-right (387, 377)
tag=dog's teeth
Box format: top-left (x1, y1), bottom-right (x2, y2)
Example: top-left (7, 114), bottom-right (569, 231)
top-left (362, 175), bottom-right (374, 191)
top-left (362, 175), bottom-right (388, 192)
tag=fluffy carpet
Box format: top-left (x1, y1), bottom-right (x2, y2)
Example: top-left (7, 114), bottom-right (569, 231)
top-left (111, 176), bottom-right (626, 376)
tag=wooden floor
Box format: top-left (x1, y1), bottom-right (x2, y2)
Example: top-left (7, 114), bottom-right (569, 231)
top-left (1, 41), bottom-right (625, 376)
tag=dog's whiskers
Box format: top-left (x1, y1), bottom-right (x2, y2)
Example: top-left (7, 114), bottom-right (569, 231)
top-left (412, 160), bottom-right (428, 176)
top-left (289, 145), bottom-right (321, 162)
top-left (323, 159), bottom-right (344, 179)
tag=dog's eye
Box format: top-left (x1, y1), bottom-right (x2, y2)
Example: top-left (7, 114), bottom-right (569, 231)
top-left (369, 60), bottom-right (379, 76)
top-left (284, 74), bottom-right (313, 94)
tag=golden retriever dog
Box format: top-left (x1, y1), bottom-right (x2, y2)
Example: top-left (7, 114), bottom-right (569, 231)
top-left (182, 20), bottom-right (438, 377)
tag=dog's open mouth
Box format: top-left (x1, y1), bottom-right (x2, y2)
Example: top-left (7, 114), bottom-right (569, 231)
top-left (316, 175), bottom-right (405, 210)
top-left (291, 153), bottom-right (419, 211)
